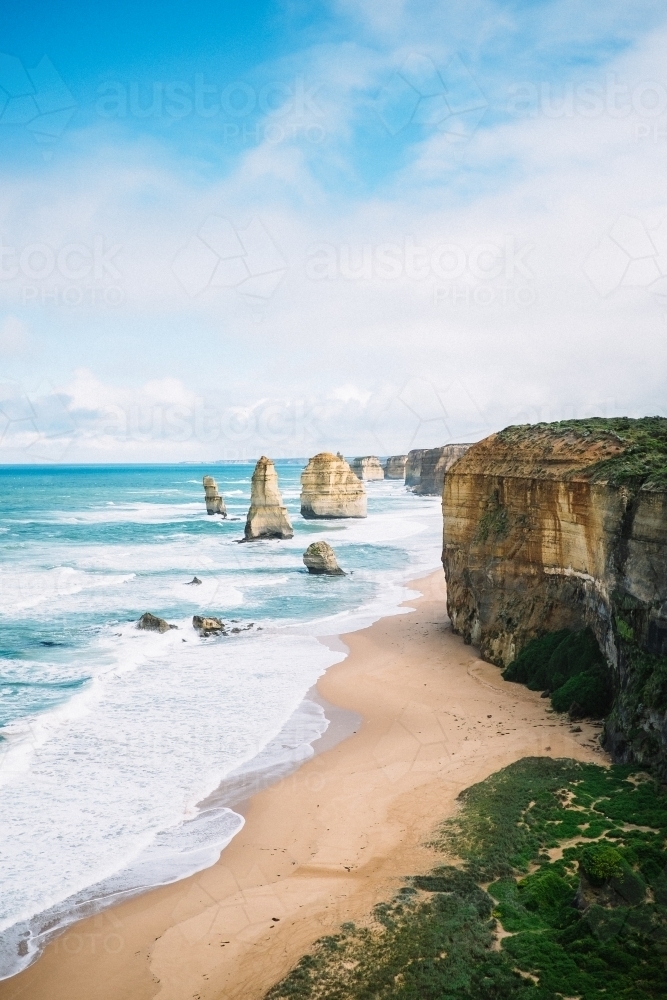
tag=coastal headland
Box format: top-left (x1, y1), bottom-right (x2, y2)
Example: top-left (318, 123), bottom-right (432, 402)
top-left (0, 570), bottom-right (605, 1000)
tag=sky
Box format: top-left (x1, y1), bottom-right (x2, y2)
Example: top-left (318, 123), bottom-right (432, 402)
top-left (1, 0), bottom-right (666, 461)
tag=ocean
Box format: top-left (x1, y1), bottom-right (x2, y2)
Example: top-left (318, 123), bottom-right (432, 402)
top-left (0, 462), bottom-right (442, 978)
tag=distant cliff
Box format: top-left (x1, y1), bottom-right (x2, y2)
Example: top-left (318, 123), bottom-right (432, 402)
top-left (413, 444), bottom-right (470, 495)
top-left (405, 449), bottom-right (427, 487)
top-left (442, 418), bottom-right (667, 775)
top-left (384, 455), bottom-right (407, 479)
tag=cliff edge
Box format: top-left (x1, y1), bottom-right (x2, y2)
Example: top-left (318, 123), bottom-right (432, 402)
top-left (442, 417), bottom-right (667, 773)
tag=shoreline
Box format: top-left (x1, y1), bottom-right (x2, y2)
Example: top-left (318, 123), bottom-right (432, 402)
top-left (0, 569), bottom-right (607, 1000)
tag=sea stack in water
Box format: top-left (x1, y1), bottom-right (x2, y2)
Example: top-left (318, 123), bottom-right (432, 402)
top-left (203, 475), bottom-right (226, 516)
top-left (300, 452), bottom-right (367, 519)
top-left (303, 541), bottom-right (345, 576)
top-left (244, 457), bottom-right (294, 540)
top-left (350, 456), bottom-right (384, 480)
top-left (384, 455), bottom-right (408, 479)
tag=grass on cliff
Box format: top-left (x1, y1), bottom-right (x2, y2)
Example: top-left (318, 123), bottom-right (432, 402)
top-left (265, 758), bottom-right (667, 1000)
top-left (502, 628), bottom-right (613, 719)
top-left (497, 416), bottom-right (667, 489)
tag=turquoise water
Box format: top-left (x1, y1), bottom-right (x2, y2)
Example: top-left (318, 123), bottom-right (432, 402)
top-left (0, 462), bottom-right (442, 977)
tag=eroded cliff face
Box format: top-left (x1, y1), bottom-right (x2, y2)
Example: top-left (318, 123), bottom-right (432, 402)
top-left (300, 453), bottom-right (367, 519)
top-left (405, 449), bottom-right (427, 487)
top-left (442, 419), bottom-right (667, 773)
top-left (413, 444), bottom-right (471, 495)
top-left (384, 455), bottom-right (407, 479)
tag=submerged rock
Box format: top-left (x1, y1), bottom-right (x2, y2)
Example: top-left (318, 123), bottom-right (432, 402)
top-left (137, 612), bottom-right (178, 633)
top-left (384, 455), bottom-right (408, 479)
top-left (203, 475), bottom-right (226, 516)
top-left (350, 456), bottom-right (384, 480)
top-left (186, 576), bottom-right (202, 585)
top-left (244, 457), bottom-right (294, 540)
top-left (192, 615), bottom-right (225, 636)
top-left (300, 452), bottom-right (367, 519)
top-left (303, 541), bottom-right (345, 576)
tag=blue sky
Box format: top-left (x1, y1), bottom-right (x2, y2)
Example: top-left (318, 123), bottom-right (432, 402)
top-left (1, 0), bottom-right (666, 460)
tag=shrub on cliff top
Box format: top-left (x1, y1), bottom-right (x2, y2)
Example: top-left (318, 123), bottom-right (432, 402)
top-left (497, 416), bottom-right (667, 489)
top-left (503, 629), bottom-right (613, 719)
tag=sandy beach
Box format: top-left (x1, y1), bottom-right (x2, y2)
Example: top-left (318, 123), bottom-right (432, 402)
top-left (0, 570), bottom-right (607, 1000)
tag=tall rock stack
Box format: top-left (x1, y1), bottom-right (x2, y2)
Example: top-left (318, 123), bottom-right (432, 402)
top-left (350, 456), bottom-right (384, 480)
top-left (405, 449), bottom-right (428, 487)
top-left (412, 444), bottom-right (471, 495)
top-left (300, 452), bottom-right (367, 519)
top-left (203, 475), bottom-right (226, 515)
top-left (384, 455), bottom-right (408, 479)
top-left (244, 457), bottom-right (294, 540)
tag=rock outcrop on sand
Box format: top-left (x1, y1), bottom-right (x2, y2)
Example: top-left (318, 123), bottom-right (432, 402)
top-left (405, 449), bottom-right (428, 487)
top-left (442, 417), bottom-right (667, 774)
top-left (300, 453), bottom-right (367, 519)
top-left (350, 456), bottom-right (384, 480)
top-left (303, 541), bottom-right (345, 575)
top-left (412, 444), bottom-right (470, 495)
top-left (137, 612), bottom-right (178, 632)
top-left (203, 476), bottom-right (226, 516)
top-left (244, 457), bottom-right (294, 540)
top-left (384, 455), bottom-right (408, 479)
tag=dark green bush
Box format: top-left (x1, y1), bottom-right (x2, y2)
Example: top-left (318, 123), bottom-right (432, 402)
top-left (267, 759), bottom-right (667, 1000)
top-left (503, 629), bottom-right (612, 718)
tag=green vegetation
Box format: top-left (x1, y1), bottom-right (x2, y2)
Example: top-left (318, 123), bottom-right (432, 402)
top-left (502, 629), bottom-right (613, 719)
top-left (497, 416), bottom-right (667, 489)
top-left (476, 490), bottom-right (510, 543)
top-left (266, 758), bottom-right (667, 1000)
top-left (605, 643), bottom-right (667, 778)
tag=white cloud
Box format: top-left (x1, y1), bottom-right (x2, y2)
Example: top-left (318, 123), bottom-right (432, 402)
top-left (1, 13), bottom-right (666, 459)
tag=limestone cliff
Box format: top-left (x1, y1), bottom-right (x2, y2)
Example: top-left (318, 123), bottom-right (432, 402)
top-left (203, 475), bottom-right (226, 515)
top-left (350, 456), bottom-right (384, 480)
top-left (442, 418), bottom-right (667, 773)
top-left (413, 444), bottom-right (471, 495)
top-left (300, 453), bottom-right (367, 519)
top-left (244, 457), bottom-right (293, 540)
top-left (384, 455), bottom-right (408, 479)
top-left (405, 449), bottom-right (427, 487)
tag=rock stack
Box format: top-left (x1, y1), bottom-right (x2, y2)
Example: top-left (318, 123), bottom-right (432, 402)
top-left (405, 449), bottom-right (428, 487)
top-left (412, 444), bottom-right (471, 495)
top-left (303, 541), bottom-right (345, 575)
top-left (203, 475), bottom-right (226, 516)
top-left (350, 456), bottom-right (384, 480)
top-left (244, 457), bottom-right (294, 540)
top-left (300, 453), bottom-right (367, 519)
top-left (384, 455), bottom-right (408, 479)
